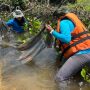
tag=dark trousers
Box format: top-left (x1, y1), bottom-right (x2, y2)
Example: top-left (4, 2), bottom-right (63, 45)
top-left (55, 53), bottom-right (90, 82)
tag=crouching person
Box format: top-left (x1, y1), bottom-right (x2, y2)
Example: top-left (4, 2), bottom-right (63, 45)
top-left (6, 9), bottom-right (29, 44)
top-left (45, 7), bottom-right (90, 89)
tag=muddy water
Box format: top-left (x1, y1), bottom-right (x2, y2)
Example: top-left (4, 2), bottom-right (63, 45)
top-left (0, 46), bottom-right (58, 90)
top-left (0, 47), bottom-right (90, 90)
top-left (2, 63), bottom-right (58, 90)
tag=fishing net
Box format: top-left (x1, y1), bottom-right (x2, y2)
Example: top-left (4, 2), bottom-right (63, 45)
top-left (0, 20), bottom-right (57, 73)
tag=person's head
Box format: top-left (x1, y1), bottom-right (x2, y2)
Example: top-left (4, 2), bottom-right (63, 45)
top-left (53, 6), bottom-right (69, 19)
top-left (13, 10), bottom-right (24, 20)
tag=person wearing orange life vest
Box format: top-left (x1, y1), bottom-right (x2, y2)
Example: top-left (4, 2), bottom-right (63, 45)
top-left (45, 7), bottom-right (90, 83)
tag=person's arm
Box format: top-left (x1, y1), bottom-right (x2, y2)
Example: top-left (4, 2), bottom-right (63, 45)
top-left (51, 20), bottom-right (73, 44)
top-left (6, 20), bottom-right (14, 31)
top-left (6, 20), bottom-right (13, 27)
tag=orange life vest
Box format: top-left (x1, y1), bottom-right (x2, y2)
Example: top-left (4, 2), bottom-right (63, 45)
top-left (56, 13), bottom-right (90, 59)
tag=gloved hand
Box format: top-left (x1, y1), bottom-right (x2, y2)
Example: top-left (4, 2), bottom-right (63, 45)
top-left (45, 24), bottom-right (53, 32)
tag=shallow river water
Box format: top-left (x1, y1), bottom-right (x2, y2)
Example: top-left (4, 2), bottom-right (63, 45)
top-left (0, 43), bottom-right (90, 90)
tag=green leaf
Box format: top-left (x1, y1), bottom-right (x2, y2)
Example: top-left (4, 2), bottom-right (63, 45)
top-left (81, 68), bottom-right (86, 79)
top-left (81, 66), bottom-right (90, 83)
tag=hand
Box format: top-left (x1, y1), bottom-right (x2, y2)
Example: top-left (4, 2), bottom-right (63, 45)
top-left (45, 24), bottom-right (53, 32)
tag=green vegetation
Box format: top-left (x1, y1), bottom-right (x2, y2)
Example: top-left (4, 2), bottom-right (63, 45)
top-left (11, 0), bottom-right (26, 10)
top-left (81, 66), bottom-right (90, 83)
top-left (67, 0), bottom-right (90, 28)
